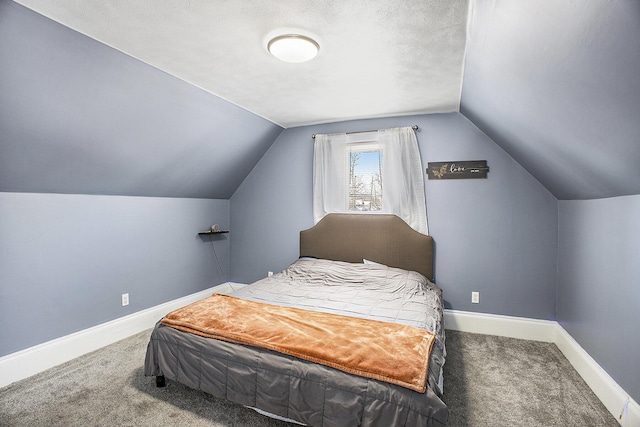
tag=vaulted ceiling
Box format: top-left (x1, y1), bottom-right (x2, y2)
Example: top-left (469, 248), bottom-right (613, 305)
top-left (2, 0), bottom-right (639, 200)
top-left (9, 0), bottom-right (469, 128)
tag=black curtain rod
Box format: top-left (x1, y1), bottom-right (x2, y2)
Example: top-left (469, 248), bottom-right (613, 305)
top-left (312, 125), bottom-right (418, 139)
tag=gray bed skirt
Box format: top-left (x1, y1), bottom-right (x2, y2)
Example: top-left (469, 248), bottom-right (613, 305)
top-left (145, 322), bottom-right (448, 426)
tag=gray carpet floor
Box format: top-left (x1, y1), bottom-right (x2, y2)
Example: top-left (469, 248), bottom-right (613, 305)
top-left (0, 329), bottom-right (618, 426)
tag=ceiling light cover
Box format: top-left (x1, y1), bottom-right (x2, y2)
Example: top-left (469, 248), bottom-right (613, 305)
top-left (268, 34), bottom-right (319, 63)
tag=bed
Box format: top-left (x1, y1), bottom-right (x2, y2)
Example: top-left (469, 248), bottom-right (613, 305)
top-left (144, 213), bottom-right (448, 426)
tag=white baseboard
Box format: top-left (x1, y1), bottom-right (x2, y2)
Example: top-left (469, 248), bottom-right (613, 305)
top-left (629, 401), bottom-right (640, 427)
top-left (554, 325), bottom-right (640, 427)
top-left (445, 309), bottom-right (640, 426)
top-left (0, 284), bottom-right (229, 389)
top-left (444, 309), bottom-right (557, 342)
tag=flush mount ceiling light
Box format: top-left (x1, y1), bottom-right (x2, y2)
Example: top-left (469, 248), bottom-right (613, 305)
top-left (268, 34), bottom-right (319, 63)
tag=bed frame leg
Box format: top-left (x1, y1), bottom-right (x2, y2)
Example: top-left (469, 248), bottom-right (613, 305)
top-left (156, 375), bottom-right (166, 388)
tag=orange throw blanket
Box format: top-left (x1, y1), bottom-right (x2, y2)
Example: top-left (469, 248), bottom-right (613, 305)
top-left (161, 293), bottom-right (435, 392)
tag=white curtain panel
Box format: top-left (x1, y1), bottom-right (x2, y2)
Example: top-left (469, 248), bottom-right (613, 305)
top-left (313, 127), bottom-right (428, 234)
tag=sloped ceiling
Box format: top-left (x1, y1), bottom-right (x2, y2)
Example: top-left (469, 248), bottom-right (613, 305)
top-left (10, 0), bottom-right (469, 128)
top-left (0, 0), bottom-right (283, 199)
top-left (2, 0), bottom-right (639, 201)
top-left (461, 0), bottom-right (640, 200)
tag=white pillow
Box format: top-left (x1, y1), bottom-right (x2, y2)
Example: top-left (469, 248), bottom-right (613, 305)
top-left (363, 258), bottom-right (385, 266)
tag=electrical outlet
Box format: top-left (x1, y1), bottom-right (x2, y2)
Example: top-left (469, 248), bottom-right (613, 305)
top-left (471, 291), bottom-right (479, 304)
top-left (121, 293), bottom-right (129, 307)
top-left (268, 271), bottom-right (273, 277)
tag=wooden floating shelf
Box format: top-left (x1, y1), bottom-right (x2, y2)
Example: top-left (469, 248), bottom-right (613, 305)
top-left (198, 230), bottom-right (229, 235)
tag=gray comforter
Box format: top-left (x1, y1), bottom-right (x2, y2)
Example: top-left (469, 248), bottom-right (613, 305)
top-left (145, 258), bottom-right (448, 426)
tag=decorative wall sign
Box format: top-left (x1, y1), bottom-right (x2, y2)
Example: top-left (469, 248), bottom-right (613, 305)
top-left (427, 161), bottom-right (489, 179)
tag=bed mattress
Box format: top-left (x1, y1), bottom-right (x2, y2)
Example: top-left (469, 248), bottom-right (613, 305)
top-left (145, 258), bottom-right (447, 426)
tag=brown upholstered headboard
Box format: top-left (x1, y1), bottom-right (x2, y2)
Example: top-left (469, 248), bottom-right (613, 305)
top-left (300, 214), bottom-right (434, 281)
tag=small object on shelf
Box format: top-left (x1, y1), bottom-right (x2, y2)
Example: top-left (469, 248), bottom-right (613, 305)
top-left (198, 223), bottom-right (228, 235)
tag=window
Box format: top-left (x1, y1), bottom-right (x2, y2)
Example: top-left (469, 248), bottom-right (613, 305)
top-left (348, 143), bottom-right (383, 211)
top-left (313, 127), bottom-right (428, 234)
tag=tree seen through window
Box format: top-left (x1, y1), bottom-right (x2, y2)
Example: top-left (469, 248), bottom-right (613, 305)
top-left (348, 147), bottom-right (382, 211)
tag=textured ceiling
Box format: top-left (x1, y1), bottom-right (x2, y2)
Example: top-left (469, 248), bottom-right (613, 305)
top-left (12, 0), bottom-right (469, 128)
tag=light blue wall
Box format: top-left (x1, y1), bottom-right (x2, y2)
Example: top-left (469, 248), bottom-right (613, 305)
top-left (558, 195), bottom-right (640, 402)
top-left (0, 0), bottom-right (272, 359)
top-left (461, 0), bottom-right (640, 200)
top-left (0, 192), bottom-right (229, 356)
top-left (0, 0), bottom-right (282, 199)
top-left (231, 113), bottom-right (558, 319)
